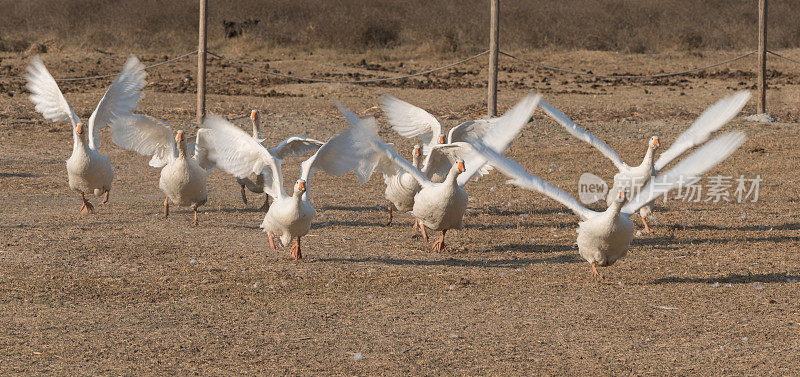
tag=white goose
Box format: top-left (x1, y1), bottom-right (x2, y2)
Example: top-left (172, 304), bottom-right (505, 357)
top-left (380, 93), bottom-right (500, 182)
top-left (109, 115), bottom-right (213, 225)
top-left (26, 55), bottom-right (146, 213)
top-left (540, 91), bottom-right (750, 232)
top-left (382, 144), bottom-right (422, 226)
top-left (468, 130), bottom-right (746, 278)
top-left (350, 93), bottom-right (541, 252)
top-left (377, 93), bottom-right (529, 227)
top-left (236, 110), bottom-right (268, 209)
top-left (234, 110), bottom-right (324, 210)
top-left (197, 114), bottom-right (373, 260)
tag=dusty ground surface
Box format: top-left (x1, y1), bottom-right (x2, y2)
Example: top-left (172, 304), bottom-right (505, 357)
top-left (1, 49), bottom-right (799, 375)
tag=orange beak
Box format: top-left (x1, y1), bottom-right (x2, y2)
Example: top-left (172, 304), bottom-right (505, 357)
top-left (76, 124), bottom-right (84, 135)
top-left (250, 110), bottom-right (258, 120)
top-left (457, 161), bottom-right (465, 172)
top-left (652, 137), bottom-right (660, 148)
top-left (438, 135), bottom-right (445, 144)
top-left (618, 190), bottom-right (626, 201)
top-left (175, 130), bottom-right (184, 143)
top-left (413, 146), bottom-right (421, 156)
top-left (297, 181), bottom-right (306, 192)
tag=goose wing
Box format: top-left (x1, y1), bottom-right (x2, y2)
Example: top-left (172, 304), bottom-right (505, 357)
top-left (421, 142), bottom-right (475, 180)
top-left (109, 114), bottom-right (177, 168)
top-left (326, 101), bottom-right (432, 189)
top-left (380, 93), bottom-right (443, 155)
top-left (458, 92), bottom-right (541, 186)
top-left (540, 99), bottom-right (629, 171)
top-left (654, 91), bottom-right (749, 171)
top-left (200, 115), bottom-right (286, 199)
top-left (26, 55), bottom-right (81, 128)
top-left (625, 132), bottom-right (747, 213)
top-left (268, 136), bottom-right (325, 160)
top-left (469, 139), bottom-right (597, 221)
top-left (86, 55), bottom-right (147, 150)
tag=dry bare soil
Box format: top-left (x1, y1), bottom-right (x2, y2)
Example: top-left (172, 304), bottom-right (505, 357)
top-left (1, 50), bottom-right (799, 375)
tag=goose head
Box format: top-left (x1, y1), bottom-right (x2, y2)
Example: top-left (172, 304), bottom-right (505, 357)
top-left (639, 136), bottom-right (661, 167)
top-left (250, 110), bottom-right (261, 138)
top-left (293, 179), bottom-right (307, 200)
top-left (438, 135), bottom-right (446, 144)
top-left (607, 188), bottom-right (626, 213)
top-left (74, 123), bottom-right (86, 142)
top-left (445, 159), bottom-right (467, 183)
top-left (175, 130), bottom-right (187, 157)
top-left (649, 136), bottom-right (661, 150)
top-left (411, 144), bottom-right (422, 167)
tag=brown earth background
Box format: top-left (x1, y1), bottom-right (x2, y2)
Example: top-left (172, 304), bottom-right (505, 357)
top-left (1, 1), bottom-right (800, 375)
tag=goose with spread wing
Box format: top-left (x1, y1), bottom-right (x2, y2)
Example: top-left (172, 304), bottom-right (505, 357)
top-left (109, 115), bottom-right (212, 225)
top-left (351, 93), bottom-right (541, 252)
top-left (198, 114), bottom-right (373, 260)
top-left (234, 110), bottom-right (324, 211)
top-left (26, 55), bottom-right (146, 214)
top-left (236, 110), bottom-right (268, 209)
top-left (468, 129), bottom-right (746, 278)
top-left (377, 93), bottom-right (533, 227)
top-left (380, 93), bottom-right (502, 182)
top-left (540, 91), bottom-right (750, 232)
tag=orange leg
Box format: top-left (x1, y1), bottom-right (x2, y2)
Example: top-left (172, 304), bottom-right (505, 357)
top-left (641, 215), bottom-right (651, 233)
top-left (386, 203), bottom-right (393, 226)
top-left (79, 193), bottom-right (94, 214)
top-left (193, 207), bottom-right (199, 226)
top-left (419, 223), bottom-right (429, 242)
top-left (290, 237), bottom-right (302, 260)
top-left (102, 189), bottom-right (110, 204)
top-left (269, 234), bottom-right (277, 250)
top-left (591, 262), bottom-right (603, 280)
top-left (432, 230), bottom-right (448, 252)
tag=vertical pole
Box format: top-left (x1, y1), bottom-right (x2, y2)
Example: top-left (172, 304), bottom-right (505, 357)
top-left (488, 0), bottom-right (499, 117)
top-left (757, 0), bottom-right (767, 114)
top-left (197, 0), bottom-right (208, 125)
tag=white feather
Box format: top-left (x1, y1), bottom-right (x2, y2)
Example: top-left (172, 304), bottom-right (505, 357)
top-left (109, 114), bottom-right (176, 168)
top-left (624, 131), bottom-right (746, 213)
top-left (301, 108), bottom-right (382, 187)
top-left (380, 93), bottom-right (443, 155)
top-left (540, 99), bottom-right (628, 171)
top-left (200, 115), bottom-right (284, 199)
top-left (468, 139), bottom-right (597, 221)
top-left (654, 91), bottom-right (750, 171)
top-left (86, 55), bottom-right (147, 151)
top-left (25, 55), bottom-right (81, 127)
top-left (458, 92), bottom-right (541, 186)
top-left (268, 136), bottom-right (325, 160)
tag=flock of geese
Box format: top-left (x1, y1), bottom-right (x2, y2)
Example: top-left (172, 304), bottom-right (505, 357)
top-left (25, 55), bottom-right (749, 278)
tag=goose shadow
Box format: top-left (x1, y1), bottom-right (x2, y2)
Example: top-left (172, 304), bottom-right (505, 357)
top-left (313, 253), bottom-right (580, 268)
top-left (470, 206), bottom-right (573, 217)
top-left (674, 222), bottom-right (800, 232)
top-left (652, 272), bottom-right (800, 285)
top-left (311, 220), bottom-right (388, 228)
top-left (464, 221), bottom-right (576, 230)
top-left (201, 207), bottom-right (267, 214)
top-left (635, 235), bottom-right (800, 248)
top-left (0, 172), bottom-right (38, 178)
top-left (488, 242), bottom-right (577, 254)
top-left (319, 205), bottom-right (383, 212)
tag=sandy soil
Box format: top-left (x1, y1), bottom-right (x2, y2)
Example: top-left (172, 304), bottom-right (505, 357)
top-left (1, 49), bottom-right (799, 375)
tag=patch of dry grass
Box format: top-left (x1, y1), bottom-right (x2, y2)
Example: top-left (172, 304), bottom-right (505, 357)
top-left (1, 0), bottom-right (799, 55)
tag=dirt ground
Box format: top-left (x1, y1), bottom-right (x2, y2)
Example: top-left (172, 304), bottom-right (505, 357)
top-left (1, 49), bottom-right (799, 375)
